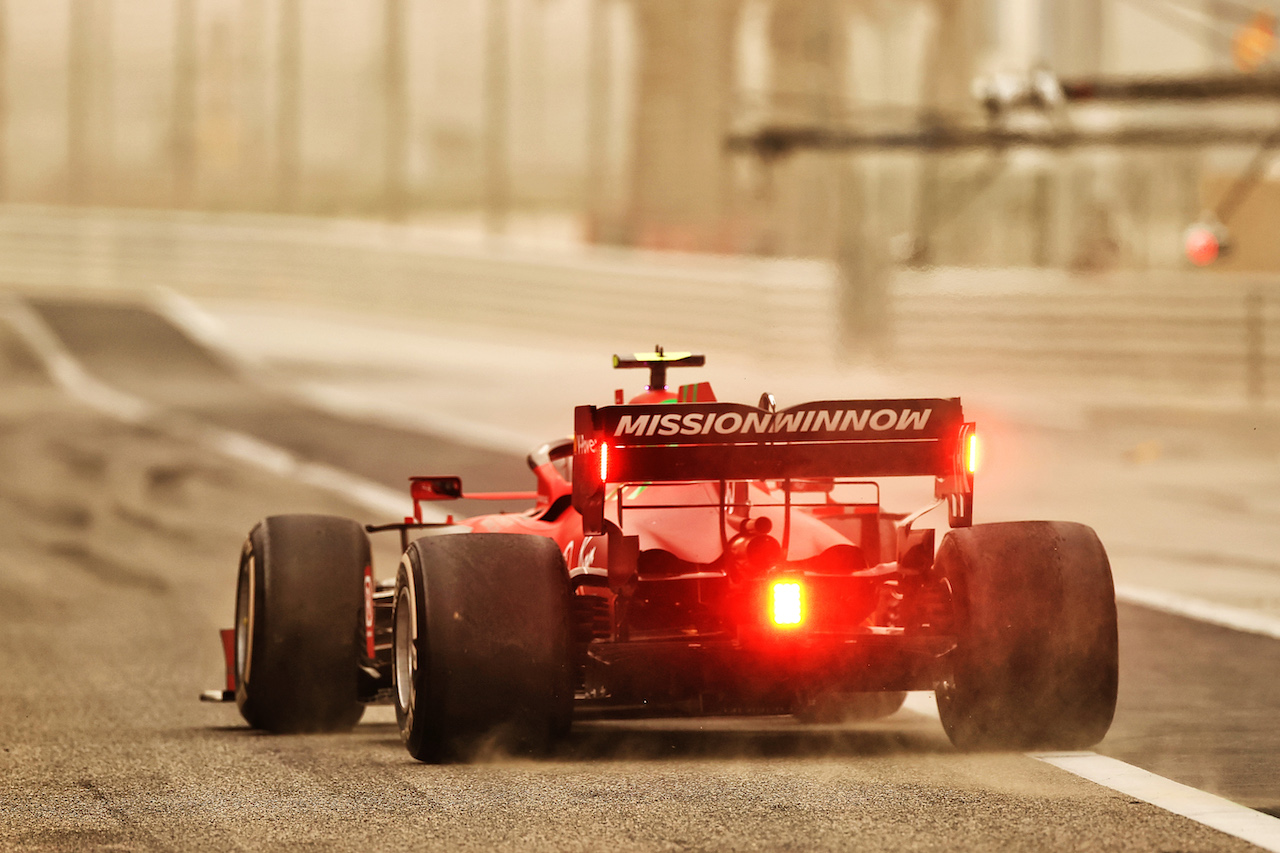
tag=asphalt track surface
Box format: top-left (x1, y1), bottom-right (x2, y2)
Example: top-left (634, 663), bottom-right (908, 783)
top-left (1, 294), bottom-right (1278, 851)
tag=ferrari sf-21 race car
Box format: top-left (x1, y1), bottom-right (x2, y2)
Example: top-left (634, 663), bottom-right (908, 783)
top-left (203, 350), bottom-right (1119, 762)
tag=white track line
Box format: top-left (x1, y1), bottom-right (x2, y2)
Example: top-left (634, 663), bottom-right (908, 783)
top-left (155, 288), bottom-right (541, 457)
top-left (900, 691), bottom-right (942, 719)
top-left (1033, 752), bottom-right (1280, 853)
top-left (151, 286), bottom-right (266, 370)
top-left (1, 298), bottom-right (155, 424)
top-left (1116, 584), bottom-right (1280, 642)
top-left (0, 294), bottom-right (439, 523)
top-left (902, 692), bottom-right (1280, 851)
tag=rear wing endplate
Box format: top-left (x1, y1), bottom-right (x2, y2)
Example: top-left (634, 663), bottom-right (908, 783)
top-left (573, 398), bottom-right (974, 534)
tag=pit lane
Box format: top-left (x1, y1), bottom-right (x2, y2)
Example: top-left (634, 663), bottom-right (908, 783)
top-left (1, 291), bottom-right (1278, 851)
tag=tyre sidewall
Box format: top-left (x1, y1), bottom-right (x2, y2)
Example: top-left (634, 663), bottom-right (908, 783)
top-left (394, 547), bottom-right (433, 759)
top-left (235, 514), bottom-right (369, 733)
top-left (395, 533), bottom-right (573, 762)
top-left (936, 521), bottom-right (1118, 750)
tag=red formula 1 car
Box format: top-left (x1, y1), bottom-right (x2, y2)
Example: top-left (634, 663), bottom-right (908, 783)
top-left (204, 351), bottom-right (1118, 762)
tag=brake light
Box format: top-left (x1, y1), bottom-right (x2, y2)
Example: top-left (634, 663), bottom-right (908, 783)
top-left (364, 564), bottom-right (375, 659)
top-left (599, 442), bottom-right (610, 483)
top-left (772, 581), bottom-right (803, 626)
top-left (966, 431), bottom-right (979, 474)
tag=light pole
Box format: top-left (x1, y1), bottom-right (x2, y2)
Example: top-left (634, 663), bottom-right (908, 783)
top-left (172, 0), bottom-right (197, 207)
top-left (277, 0), bottom-right (301, 212)
top-left (383, 0), bottom-right (408, 221)
top-left (483, 0), bottom-right (510, 237)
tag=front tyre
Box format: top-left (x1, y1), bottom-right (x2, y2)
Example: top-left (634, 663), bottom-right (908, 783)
top-left (235, 514), bottom-right (368, 733)
top-left (394, 533), bottom-right (574, 763)
top-left (934, 521), bottom-right (1118, 750)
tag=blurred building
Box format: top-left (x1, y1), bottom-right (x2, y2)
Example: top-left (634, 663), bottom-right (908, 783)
top-left (0, 0), bottom-right (1275, 270)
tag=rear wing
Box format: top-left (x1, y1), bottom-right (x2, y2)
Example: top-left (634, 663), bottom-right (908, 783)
top-left (573, 398), bottom-right (975, 534)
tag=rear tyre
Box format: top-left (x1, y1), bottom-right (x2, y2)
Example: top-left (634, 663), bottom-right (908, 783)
top-left (235, 514), bottom-right (368, 733)
top-left (934, 521), bottom-right (1118, 750)
top-left (394, 533), bottom-right (574, 763)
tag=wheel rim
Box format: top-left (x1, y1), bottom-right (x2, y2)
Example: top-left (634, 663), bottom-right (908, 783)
top-left (935, 671), bottom-right (956, 711)
top-left (235, 553), bottom-right (255, 686)
top-left (394, 585), bottom-right (416, 716)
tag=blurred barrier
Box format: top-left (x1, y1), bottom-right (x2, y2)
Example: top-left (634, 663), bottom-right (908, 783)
top-left (893, 268), bottom-right (1279, 401)
top-left (0, 205), bottom-right (1275, 399)
top-left (0, 205), bottom-right (838, 364)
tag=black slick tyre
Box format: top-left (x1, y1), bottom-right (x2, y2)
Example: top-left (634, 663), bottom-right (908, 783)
top-left (394, 533), bottom-right (574, 763)
top-left (235, 514), bottom-right (368, 733)
top-left (934, 521), bottom-right (1118, 750)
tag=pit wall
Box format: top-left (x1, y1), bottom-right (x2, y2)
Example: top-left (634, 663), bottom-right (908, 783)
top-left (0, 204), bottom-right (1275, 400)
top-left (0, 205), bottom-right (836, 366)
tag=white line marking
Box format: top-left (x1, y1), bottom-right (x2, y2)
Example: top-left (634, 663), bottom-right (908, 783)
top-left (293, 382), bottom-right (539, 457)
top-left (1116, 583), bottom-right (1280, 642)
top-left (901, 692), bottom-right (1280, 850)
top-left (0, 297), bottom-right (155, 423)
top-left (1, 294), bottom-right (441, 523)
top-left (201, 426), bottom-right (427, 520)
top-left (150, 287), bottom-right (262, 367)
top-left (900, 690), bottom-right (940, 719)
top-left (1032, 752), bottom-right (1280, 853)
top-left (152, 287), bottom-right (541, 457)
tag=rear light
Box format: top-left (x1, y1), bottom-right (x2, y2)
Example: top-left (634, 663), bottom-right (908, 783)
top-left (599, 442), bottom-right (610, 483)
top-left (771, 581), bottom-right (803, 627)
top-left (364, 564), bottom-right (375, 660)
top-left (954, 421), bottom-right (977, 478)
top-left (942, 421), bottom-right (977, 528)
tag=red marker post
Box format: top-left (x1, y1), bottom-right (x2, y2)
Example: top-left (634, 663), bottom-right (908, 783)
top-left (1183, 220), bottom-right (1229, 267)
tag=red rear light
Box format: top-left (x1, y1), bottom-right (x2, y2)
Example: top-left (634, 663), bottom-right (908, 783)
top-left (771, 581), bottom-right (803, 627)
top-left (956, 422), bottom-right (977, 479)
top-left (364, 564), bottom-right (375, 659)
top-left (1184, 222), bottom-right (1227, 266)
top-left (599, 442), bottom-right (610, 483)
